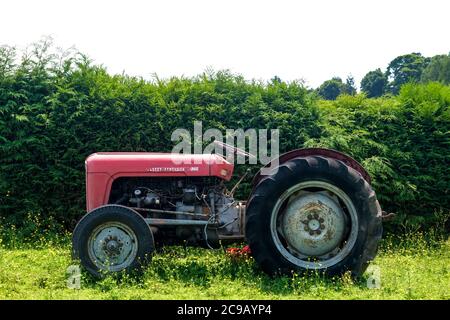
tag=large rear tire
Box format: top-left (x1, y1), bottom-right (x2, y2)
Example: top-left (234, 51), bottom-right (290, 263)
top-left (246, 156), bottom-right (382, 277)
top-left (72, 205), bottom-right (154, 277)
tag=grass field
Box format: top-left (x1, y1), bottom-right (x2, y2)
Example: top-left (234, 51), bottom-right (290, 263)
top-left (0, 233), bottom-right (448, 300)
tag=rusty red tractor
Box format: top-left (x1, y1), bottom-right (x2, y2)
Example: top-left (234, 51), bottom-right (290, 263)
top-left (72, 148), bottom-right (383, 277)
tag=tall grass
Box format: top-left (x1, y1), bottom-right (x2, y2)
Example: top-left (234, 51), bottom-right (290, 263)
top-left (0, 232), bottom-right (448, 299)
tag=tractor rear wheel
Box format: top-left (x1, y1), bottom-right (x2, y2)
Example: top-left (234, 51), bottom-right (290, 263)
top-left (246, 156), bottom-right (382, 277)
top-left (72, 205), bottom-right (154, 277)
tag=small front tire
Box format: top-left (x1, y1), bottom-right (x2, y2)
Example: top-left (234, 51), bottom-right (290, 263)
top-left (72, 205), bottom-right (154, 277)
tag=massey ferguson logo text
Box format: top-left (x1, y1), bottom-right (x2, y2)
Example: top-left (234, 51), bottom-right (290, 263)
top-left (147, 167), bottom-right (199, 172)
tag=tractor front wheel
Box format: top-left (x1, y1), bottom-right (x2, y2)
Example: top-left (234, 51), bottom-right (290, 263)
top-left (72, 205), bottom-right (154, 277)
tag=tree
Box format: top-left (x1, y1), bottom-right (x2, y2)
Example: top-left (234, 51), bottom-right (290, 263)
top-left (361, 68), bottom-right (388, 98)
top-left (343, 75), bottom-right (357, 95)
top-left (271, 75), bottom-right (282, 84)
top-left (317, 76), bottom-right (356, 100)
top-left (386, 52), bottom-right (429, 94)
top-left (317, 77), bottom-right (345, 100)
top-left (421, 53), bottom-right (450, 84)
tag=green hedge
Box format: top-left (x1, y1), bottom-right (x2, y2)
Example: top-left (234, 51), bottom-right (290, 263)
top-left (0, 44), bottom-right (449, 233)
top-left (310, 86), bottom-right (450, 230)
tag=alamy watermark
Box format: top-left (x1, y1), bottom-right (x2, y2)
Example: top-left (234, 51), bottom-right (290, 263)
top-left (66, 265), bottom-right (81, 289)
top-left (171, 121), bottom-right (280, 175)
top-left (366, 265), bottom-right (381, 289)
top-left (66, 263), bottom-right (382, 290)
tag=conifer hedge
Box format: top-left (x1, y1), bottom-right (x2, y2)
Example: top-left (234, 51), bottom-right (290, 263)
top-left (0, 42), bottom-right (448, 233)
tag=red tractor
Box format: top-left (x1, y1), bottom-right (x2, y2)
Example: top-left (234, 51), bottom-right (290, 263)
top-left (72, 148), bottom-right (382, 277)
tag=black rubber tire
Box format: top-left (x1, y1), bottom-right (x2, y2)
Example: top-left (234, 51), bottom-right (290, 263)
top-left (72, 205), bottom-right (154, 278)
top-left (245, 156), bottom-right (382, 277)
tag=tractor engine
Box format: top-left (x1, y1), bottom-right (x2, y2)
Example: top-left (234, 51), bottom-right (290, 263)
top-left (108, 177), bottom-right (245, 246)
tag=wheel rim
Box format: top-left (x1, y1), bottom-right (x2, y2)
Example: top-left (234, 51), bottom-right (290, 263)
top-left (270, 180), bottom-right (359, 270)
top-left (87, 222), bottom-right (138, 272)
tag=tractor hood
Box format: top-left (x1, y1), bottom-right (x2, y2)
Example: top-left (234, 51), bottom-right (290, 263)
top-left (85, 152), bottom-right (234, 181)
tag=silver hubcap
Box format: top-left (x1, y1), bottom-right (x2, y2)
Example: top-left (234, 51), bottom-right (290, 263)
top-left (88, 222), bottom-right (138, 272)
top-left (271, 181), bottom-right (358, 269)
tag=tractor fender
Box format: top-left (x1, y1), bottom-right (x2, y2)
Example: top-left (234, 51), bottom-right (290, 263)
top-left (252, 148), bottom-right (371, 187)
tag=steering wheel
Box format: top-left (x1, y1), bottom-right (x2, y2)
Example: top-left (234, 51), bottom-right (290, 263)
top-left (213, 141), bottom-right (256, 160)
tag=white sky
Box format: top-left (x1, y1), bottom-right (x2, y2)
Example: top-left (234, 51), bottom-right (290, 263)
top-left (1, 0), bottom-right (449, 88)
